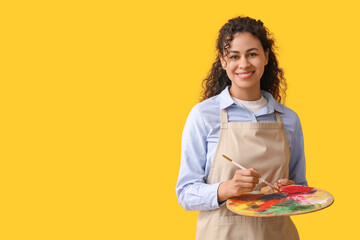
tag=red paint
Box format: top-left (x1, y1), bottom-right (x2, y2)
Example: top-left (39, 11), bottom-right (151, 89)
top-left (230, 186), bottom-right (315, 211)
top-left (255, 199), bottom-right (283, 212)
top-left (280, 185), bottom-right (313, 194)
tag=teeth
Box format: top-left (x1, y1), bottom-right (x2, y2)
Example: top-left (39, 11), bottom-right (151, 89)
top-left (238, 72), bottom-right (252, 77)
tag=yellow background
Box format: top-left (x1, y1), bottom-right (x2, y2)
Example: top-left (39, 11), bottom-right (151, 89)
top-left (1, 0), bottom-right (359, 239)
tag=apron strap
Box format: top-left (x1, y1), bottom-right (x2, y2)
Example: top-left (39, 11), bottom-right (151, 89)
top-left (275, 112), bottom-right (282, 123)
top-left (220, 109), bottom-right (228, 128)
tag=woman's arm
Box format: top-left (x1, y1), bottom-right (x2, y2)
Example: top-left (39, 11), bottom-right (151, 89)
top-left (288, 114), bottom-right (308, 186)
top-left (176, 105), bottom-right (260, 210)
top-left (176, 105), bottom-right (221, 211)
top-left (272, 112), bottom-right (307, 189)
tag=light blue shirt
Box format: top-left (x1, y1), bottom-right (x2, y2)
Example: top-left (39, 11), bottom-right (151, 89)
top-left (176, 87), bottom-right (307, 211)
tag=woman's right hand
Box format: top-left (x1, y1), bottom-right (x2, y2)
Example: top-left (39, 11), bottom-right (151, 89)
top-left (217, 168), bottom-right (261, 203)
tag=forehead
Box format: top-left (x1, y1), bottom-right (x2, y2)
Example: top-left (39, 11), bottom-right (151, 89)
top-left (228, 32), bottom-right (263, 51)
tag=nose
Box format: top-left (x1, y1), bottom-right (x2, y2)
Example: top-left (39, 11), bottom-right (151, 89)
top-left (238, 56), bottom-right (251, 69)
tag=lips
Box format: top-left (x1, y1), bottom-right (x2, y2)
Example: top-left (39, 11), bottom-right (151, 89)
top-left (236, 71), bottom-right (254, 79)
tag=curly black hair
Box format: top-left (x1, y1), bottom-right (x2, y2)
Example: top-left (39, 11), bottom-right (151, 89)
top-left (201, 16), bottom-right (286, 103)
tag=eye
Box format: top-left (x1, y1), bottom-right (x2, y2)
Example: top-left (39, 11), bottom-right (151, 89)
top-left (248, 52), bottom-right (258, 57)
top-left (229, 55), bottom-right (239, 60)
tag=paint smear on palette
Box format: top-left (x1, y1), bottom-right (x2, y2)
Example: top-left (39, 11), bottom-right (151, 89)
top-left (227, 185), bottom-right (334, 217)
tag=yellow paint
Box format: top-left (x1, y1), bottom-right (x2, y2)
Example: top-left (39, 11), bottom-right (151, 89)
top-left (233, 203), bottom-right (252, 212)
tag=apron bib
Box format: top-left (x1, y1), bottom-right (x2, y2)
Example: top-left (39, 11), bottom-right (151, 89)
top-left (196, 109), bottom-right (299, 240)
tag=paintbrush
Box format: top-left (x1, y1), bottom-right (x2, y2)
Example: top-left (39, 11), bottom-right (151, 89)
top-left (222, 154), bottom-right (281, 192)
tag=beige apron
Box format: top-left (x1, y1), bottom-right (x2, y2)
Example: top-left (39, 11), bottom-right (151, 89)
top-left (196, 108), bottom-right (299, 240)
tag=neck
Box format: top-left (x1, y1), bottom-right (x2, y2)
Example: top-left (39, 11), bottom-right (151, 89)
top-left (229, 86), bottom-right (262, 101)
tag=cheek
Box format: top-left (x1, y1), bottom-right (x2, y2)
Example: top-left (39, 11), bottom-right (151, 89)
top-left (254, 60), bottom-right (266, 71)
top-left (225, 62), bottom-right (237, 72)
top-left (224, 68), bottom-right (235, 81)
top-left (226, 67), bottom-right (236, 76)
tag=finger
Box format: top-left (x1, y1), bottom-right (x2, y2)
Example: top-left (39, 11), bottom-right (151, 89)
top-left (241, 188), bottom-right (253, 193)
top-left (235, 175), bottom-right (259, 185)
top-left (264, 185), bottom-right (275, 194)
top-left (238, 181), bottom-right (257, 189)
top-left (277, 179), bottom-right (295, 186)
top-left (240, 168), bottom-right (261, 178)
top-left (268, 186), bottom-right (275, 193)
top-left (237, 187), bottom-right (253, 194)
top-left (232, 177), bottom-right (257, 188)
top-left (234, 170), bottom-right (259, 181)
top-left (277, 179), bottom-right (288, 186)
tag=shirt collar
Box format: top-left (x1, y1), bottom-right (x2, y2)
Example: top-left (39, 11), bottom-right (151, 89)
top-left (261, 90), bottom-right (285, 113)
top-left (218, 86), bottom-right (285, 113)
top-left (219, 86), bottom-right (236, 109)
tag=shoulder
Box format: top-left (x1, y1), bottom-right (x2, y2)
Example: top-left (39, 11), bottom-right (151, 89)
top-left (185, 95), bottom-right (221, 130)
top-left (262, 91), bottom-right (301, 125)
top-left (277, 104), bottom-right (302, 136)
top-left (279, 104), bottom-right (300, 122)
top-left (196, 95), bottom-right (220, 114)
top-left (188, 95), bottom-right (220, 119)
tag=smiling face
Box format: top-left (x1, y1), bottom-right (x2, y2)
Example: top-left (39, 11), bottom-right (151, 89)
top-left (220, 32), bottom-right (269, 100)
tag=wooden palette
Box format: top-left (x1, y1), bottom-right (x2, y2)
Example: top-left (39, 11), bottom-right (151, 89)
top-left (227, 185), bottom-right (334, 217)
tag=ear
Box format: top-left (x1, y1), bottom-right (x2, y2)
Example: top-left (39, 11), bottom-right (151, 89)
top-left (264, 49), bottom-right (269, 66)
top-left (219, 54), bottom-right (227, 69)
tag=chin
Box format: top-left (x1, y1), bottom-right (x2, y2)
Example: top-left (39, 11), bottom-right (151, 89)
top-left (233, 82), bottom-right (259, 89)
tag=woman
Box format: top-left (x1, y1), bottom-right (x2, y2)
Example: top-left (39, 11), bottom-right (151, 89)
top-left (176, 16), bottom-right (307, 240)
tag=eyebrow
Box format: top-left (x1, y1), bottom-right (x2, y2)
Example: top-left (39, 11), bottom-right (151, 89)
top-left (229, 48), bottom-right (259, 54)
